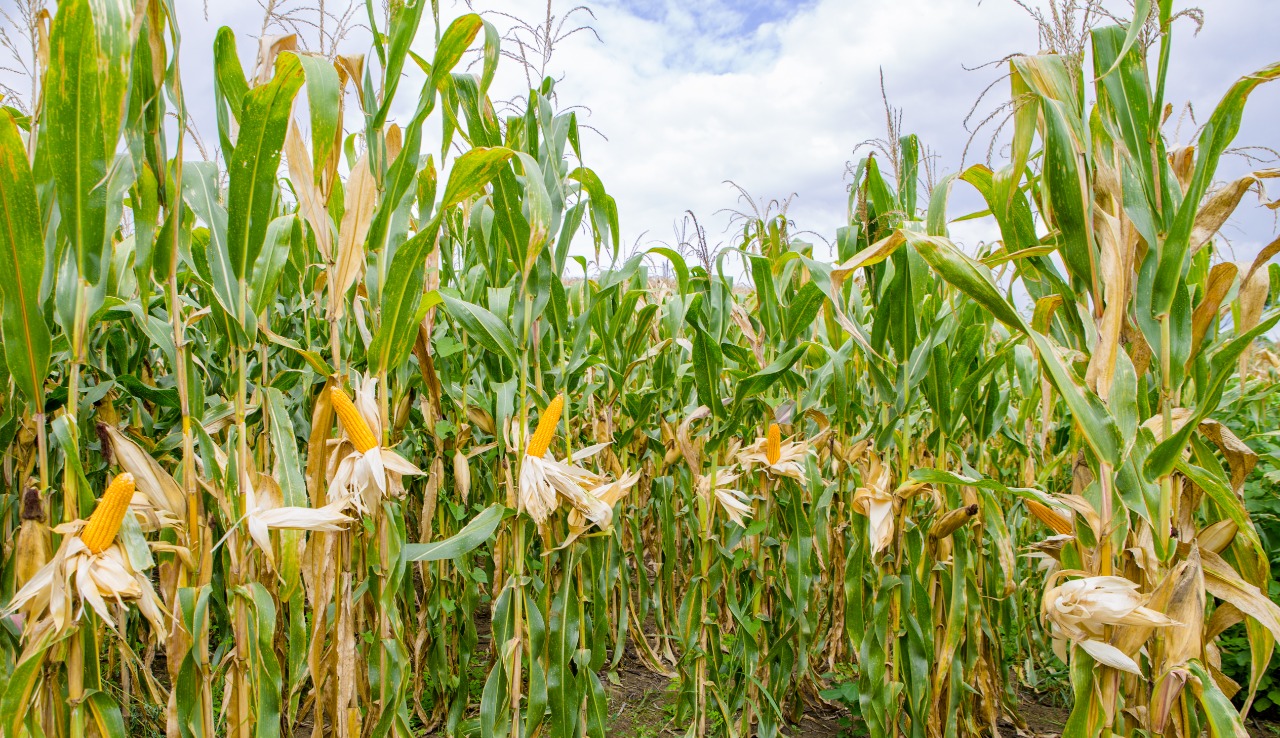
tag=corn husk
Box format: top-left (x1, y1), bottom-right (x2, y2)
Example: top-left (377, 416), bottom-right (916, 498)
top-left (738, 427), bottom-right (809, 484)
top-left (697, 470), bottom-right (752, 528)
top-left (1042, 573), bottom-right (1176, 675)
top-left (4, 523), bottom-right (169, 644)
top-left (929, 503), bottom-right (979, 541)
top-left (244, 476), bottom-right (352, 569)
top-left (853, 454), bottom-right (895, 555)
top-left (327, 374), bottom-right (424, 513)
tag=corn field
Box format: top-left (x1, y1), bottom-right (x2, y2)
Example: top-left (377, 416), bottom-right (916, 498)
top-left (0, 1), bottom-right (1279, 737)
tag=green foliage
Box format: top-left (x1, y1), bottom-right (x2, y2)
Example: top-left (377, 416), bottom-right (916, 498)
top-left (0, 3), bottom-right (1277, 738)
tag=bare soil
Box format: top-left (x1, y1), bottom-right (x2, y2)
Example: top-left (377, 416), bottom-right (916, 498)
top-left (602, 658), bottom-right (849, 737)
top-left (1014, 693), bottom-right (1069, 736)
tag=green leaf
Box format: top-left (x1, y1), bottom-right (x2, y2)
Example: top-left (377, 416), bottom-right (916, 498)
top-left (1, 627), bottom-right (55, 738)
top-left (85, 690), bottom-right (128, 738)
top-left (733, 343), bottom-right (808, 410)
top-left (905, 230), bottom-right (1121, 463)
top-left (441, 146), bottom-right (517, 210)
top-left (548, 549), bottom-right (583, 738)
top-left (372, 0), bottom-right (431, 128)
top-left (1091, 24), bottom-right (1162, 229)
top-left (261, 326), bottom-right (335, 376)
top-left (784, 282), bottom-right (827, 341)
top-left (244, 583), bottom-right (283, 738)
top-left (440, 293), bottom-right (519, 366)
top-left (117, 373), bottom-right (181, 409)
top-left (363, 16), bottom-right (483, 263)
top-left (1176, 460), bottom-right (1263, 557)
top-left (647, 247), bottom-right (689, 294)
top-left (905, 231), bottom-right (1027, 331)
top-left (1094, 1), bottom-right (1152, 81)
top-left (569, 167), bottom-right (619, 255)
top-left (1027, 329), bottom-right (1123, 466)
top-left (908, 467), bottom-right (1060, 509)
top-left (1011, 54), bottom-right (1095, 291)
top-left (427, 14), bottom-right (485, 100)
top-left (1186, 661), bottom-right (1250, 738)
top-left (0, 109), bottom-right (50, 408)
top-left (295, 54), bottom-right (341, 180)
top-left (1145, 309), bottom-right (1280, 478)
top-left (263, 387), bottom-right (306, 507)
top-left (513, 152), bottom-right (552, 277)
top-left (214, 27), bottom-right (249, 122)
top-left (369, 221), bottom-right (443, 374)
top-left (45, 0), bottom-right (132, 286)
top-left (691, 325), bottom-right (723, 417)
top-left (1153, 61), bottom-right (1280, 316)
top-left (402, 504), bottom-right (511, 561)
top-left (248, 215), bottom-right (297, 317)
top-left (225, 53), bottom-right (304, 287)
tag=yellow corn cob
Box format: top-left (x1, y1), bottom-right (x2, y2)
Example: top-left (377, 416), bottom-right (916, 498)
top-left (526, 395), bottom-right (564, 458)
top-left (766, 423), bottom-right (781, 465)
top-left (81, 473), bottom-right (136, 554)
top-left (1027, 499), bottom-right (1073, 536)
top-left (928, 503), bottom-right (979, 540)
top-left (331, 385), bottom-right (378, 453)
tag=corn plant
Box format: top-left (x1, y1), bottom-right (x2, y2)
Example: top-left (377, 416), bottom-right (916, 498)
top-left (0, 2), bottom-right (1277, 738)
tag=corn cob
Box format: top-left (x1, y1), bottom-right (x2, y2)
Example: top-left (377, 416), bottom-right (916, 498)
top-left (331, 385), bottom-right (378, 453)
top-left (454, 449), bottom-right (471, 503)
top-left (1027, 499), bottom-right (1073, 536)
top-left (15, 487), bottom-right (50, 588)
top-left (527, 395), bottom-right (564, 458)
top-left (81, 473), bottom-right (136, 554)
top-left (929, 503), bottom-right (979, 540)
top-left (766, 423), bottom-right (781, 465)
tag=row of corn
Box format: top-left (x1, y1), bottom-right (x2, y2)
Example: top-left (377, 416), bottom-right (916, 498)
top-left (0, 1), bottom-right (1278, 738)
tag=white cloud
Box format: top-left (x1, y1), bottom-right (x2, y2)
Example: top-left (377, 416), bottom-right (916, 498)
top-left (453, 0), bottom-right (1280, 268)
top-left (453, 0), bottom-right (1032, 262)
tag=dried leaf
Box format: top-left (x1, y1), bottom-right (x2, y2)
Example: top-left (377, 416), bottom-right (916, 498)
top-left (1198, 420), bottom-right (1257, 496)
top-left (1163, 546), bottom-right (1206, 668)
top-left (307, 385), bottom-right (334, 507)
top-left (331, 152), bottom-right (375, 318)
top-left (1169, 145), bottom-right (1195, 192)
top-left (1190, 174), bottom-right (1267, 253)
top-left (1201, 549), bottom-right (1280, 644)
top-left (286, 121), bottom-right (333, 260)
top-left (253, 34), bottom-right (297, 86)
top-left (1190, 262), bottom-right (1238, 358)
top-left (99, 423), bottom-right (187, 521)
top-left (1086, 206), bottom-right (1132, 400)
top-left (1236, 257), bottom-right (1272, 376)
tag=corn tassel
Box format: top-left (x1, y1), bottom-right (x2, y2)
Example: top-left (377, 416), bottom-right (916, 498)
top-left (766, 423), bottom-right (781, 465)
top-left (527, 395), bottom-right (564, 458)
top-left (81, 473), bottom-right (136, 554)
top-left (1027, 499), bottom-right (1073, 535)
top-left (332, 385), bottom-right (378, 453)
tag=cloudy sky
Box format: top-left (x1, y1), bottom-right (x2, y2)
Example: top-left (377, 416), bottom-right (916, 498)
top-left (5, 0), bottom-right (1279, 269)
